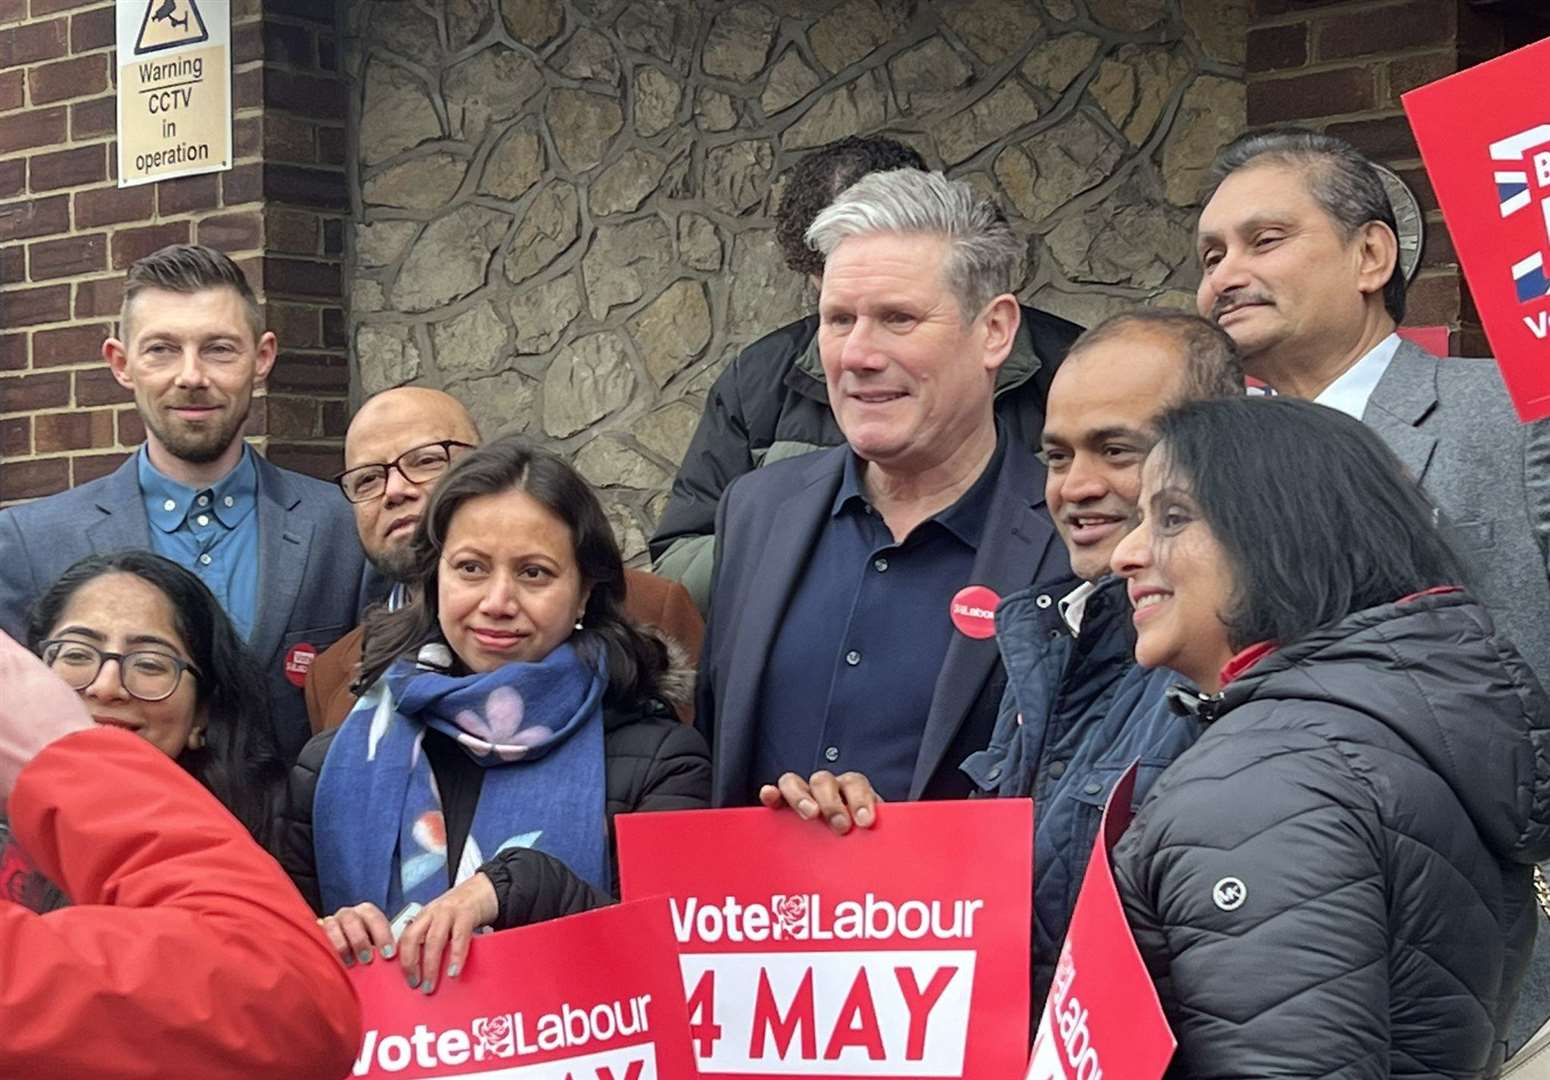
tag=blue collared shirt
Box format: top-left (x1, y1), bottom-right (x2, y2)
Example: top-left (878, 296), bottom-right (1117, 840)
top-left (749, 431), bottom-right (1006, 802)
top-left (138, 445), bottom-right (261, 641)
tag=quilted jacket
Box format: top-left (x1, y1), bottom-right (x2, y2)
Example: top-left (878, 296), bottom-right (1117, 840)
top-left (1113, 590), bottom-right (1550, 1078)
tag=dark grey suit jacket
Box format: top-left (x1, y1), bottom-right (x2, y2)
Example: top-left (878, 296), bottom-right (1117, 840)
top-left (1363, 341), bottom-right (1550, 685)
top-left (0, 452), bottom-right (368, 761)
top-left (697, 437), bottom-right (1076, 807)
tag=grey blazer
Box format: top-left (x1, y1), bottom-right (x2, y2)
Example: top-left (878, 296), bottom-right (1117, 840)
top-left (0, 452), bottom-right (368, 761)
top-left (1363, 340), bottom-right (1550, 686)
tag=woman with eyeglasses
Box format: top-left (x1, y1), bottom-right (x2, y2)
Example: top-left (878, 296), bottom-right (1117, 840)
top-left (23, 550), bottom-right (284, 859)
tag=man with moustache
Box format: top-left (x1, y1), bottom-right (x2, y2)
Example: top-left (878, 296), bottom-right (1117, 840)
top-left (0, 244), bottom-right (366, 760)
top-left (700, 169), bottom-right (1074, 809)
top-left (304, 387), bottom-right (704, 732)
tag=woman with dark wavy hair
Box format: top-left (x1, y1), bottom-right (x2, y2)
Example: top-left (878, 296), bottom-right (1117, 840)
top-left (21, 551), bottom-right (284, 859)
top-left (279, 435), bottom-right (708, 993)
top-left (1107, 396), bottom-right (1550, 1076)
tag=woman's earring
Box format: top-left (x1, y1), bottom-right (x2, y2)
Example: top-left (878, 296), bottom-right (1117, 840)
top-left (574, 617), bottom-right (585, 630)
top-left (187, 727), bottom-right (206, 750)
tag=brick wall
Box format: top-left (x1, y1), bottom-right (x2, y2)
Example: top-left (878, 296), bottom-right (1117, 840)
top-left (0, 0), bottom-right (349, 506)
top-left (1245, 0), bottom-right (1550, 357)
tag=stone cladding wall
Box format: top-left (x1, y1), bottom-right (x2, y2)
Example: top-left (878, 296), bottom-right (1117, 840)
top-left (348, 0), bottom-right (1248, 559)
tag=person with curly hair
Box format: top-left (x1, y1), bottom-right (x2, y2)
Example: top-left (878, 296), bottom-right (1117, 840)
top-left (649, 135), bottom-right (1083, 611)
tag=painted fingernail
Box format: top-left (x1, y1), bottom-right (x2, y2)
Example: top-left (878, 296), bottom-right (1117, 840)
top-left (405, 974), bottom-right (420, 989)
top-left (380, 944), bottom-right (395, 960)
top-left (447, 964), bottom-right (460, 978)
top-left (420, 980), bottom-right (435, 995)
top-left (797, 799), bottom-right (816, 818)
top-left (856, 806), bottom-right (873, 826)
top-left (358, 950), bottom-right (372, 965)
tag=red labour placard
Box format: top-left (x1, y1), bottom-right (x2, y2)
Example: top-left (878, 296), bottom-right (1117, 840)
top-left (1025, 764), bottom-right (1174, 1080)
top-left (347, 898), bottom-right (700, 1079)
top-left (1404, 37), bottom-right (1550, 422)
top-left (617, 800), bottom-right (1033, 1080)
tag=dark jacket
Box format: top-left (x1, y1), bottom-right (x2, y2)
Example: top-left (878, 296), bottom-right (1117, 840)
top-left (650, 304), bottom-right (1082, 609)
top-left (1113, 591), bottom-right (1550, 1078)
top-left (278, 698), bottom-right (709, 928)
top-left (960, 577), bottom-right (1197, 1011)
top-left (698, 436), bottom-right (1076, 807)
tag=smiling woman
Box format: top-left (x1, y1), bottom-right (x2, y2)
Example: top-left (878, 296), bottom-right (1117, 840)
top-left (279, 436), bottom-right (709, 996)
top-left (23, 551), bottom-right (285, 862)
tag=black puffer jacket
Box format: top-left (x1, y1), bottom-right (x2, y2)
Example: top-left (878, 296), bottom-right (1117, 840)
top-left (1114, 591), bottom-right (1550, 1078)
top-left (277, 698), bottom-right (709, 928)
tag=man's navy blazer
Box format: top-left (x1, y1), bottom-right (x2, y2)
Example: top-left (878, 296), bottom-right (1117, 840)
top-left (0, 452), bottom-right (369, 761)
top-left (697, 437), bottom-right (1076, 807)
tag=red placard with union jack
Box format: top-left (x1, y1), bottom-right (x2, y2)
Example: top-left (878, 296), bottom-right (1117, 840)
top-left (1404, 37), bottom-right (1550, 421)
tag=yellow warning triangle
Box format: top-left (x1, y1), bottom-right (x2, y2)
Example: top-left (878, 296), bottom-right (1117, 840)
top-left (135, 0), bottom-right (209, 55)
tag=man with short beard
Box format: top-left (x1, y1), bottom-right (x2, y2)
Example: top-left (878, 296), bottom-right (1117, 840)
top-left (0, 244), bottom-right (367, 761)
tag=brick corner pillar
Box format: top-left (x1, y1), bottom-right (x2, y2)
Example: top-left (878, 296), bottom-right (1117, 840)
top-left (1245, 0), bottom-right (1550, 357)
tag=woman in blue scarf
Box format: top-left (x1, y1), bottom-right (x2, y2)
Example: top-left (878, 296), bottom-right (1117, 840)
top-left (278, 437), bottom-right (708, 992)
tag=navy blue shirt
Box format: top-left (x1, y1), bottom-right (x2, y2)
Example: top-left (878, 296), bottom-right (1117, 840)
top-left (749, 432), bottom-right (1006, 802)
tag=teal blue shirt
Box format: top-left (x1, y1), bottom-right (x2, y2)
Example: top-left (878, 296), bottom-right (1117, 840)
top-left (138, 444), bottom-right (260, 641)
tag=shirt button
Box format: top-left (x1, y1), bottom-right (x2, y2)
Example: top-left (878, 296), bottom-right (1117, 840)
top-left (162, 498), bottom-right (176, 512)
top-left (1049, 760), bottom-right (1067, 779)
top-left (873, 557), bottom-right (889, 572)
top-left (1084, 780), bottom-right (1103, 796)
top-left (198, 554), bottom-right (213, 566)
top-left (987, 765), bottom-right (1002, 781)
top-left (1035, 594), bottom-right (1053, 609)
top-left (845, 649), bottom-right (861, 666)
top-left (196, 515), bottom-right (210, 527)
top-left (224, 496), bottom-right (234, 507)
top-left (824, 746), bottom-right (840, 763)
top-left (197, 494), bottom-right (209, 506)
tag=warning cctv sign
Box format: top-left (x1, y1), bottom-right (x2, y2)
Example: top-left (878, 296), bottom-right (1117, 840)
top-left (116, 0), bottom-right (231, 187)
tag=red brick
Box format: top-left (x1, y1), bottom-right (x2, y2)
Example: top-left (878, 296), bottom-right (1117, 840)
top-left (71, 451), bottom-right (128, 484)
top-left (32, 322), bottom-right (106, 367)
top-left (266, 440), bottom-right (341, 481)
top-left (265, 71), bottom-right (347, 122)
top-left (321, 305), bottom-right (345, 347)
top-left (323, 217), bottom-right (343, 256)
top-left (267, 164), bottom-right (345, 209)
top-left (316, 124), bottom-right (345, 166)
top-left (242, 396), bottom-right (266, 437)
top-left (1246, 23), bottom-right (1308, 71)
top-left (266, 207), bottom-right (316, 253)
top-left (197, 210), bottom-right (263, 251)
top-left (69, 93), bottom-right (113, 139)
top-left (34, 407), bottom-right (113, 452)
top-left (1387, 52), bottom-right (1457, 103)
top-left (0, 105), bottom-right (67, 154)
top-left (1404, 271), bottom-right (1462, 326)
top-left (267, 302), bottom-right (320, 347)
top-left (1420, 221), bottom-right (1456, 269)
top-left (30, 0), bottom-right (104, 14)
top-left (1, 282), bottom-right (69, 325)
top-left (233, 66), bottom-right (261, 110)
top-left (74, 183), bottom-right (153, 227)
top-left (0, 243), bottom-right (20, 284)
top-left (0, 416), bottom-right (28, 456)
top-left (1315, 1), bottom-right (1456, 61)
top-left (1325, 113), bottom-right (1420, 162)
top-left (157, 173), bottom-right (220, 215)
top-left (266, 395), bottom-right (318, 438)
top-left (0, 333), bottom-right (22, 370)
top-left (0, 369), bottom-right (70, 411)
top-left (232, 21), bottom-right (262, 65)
top-left (262, 113), bottom-right (316, 163)
top-left (1247, 66), bottom-right (1376, 125)
top-left (28, 232), bottom-right (106, 279)
top-left (223, 163), bottom-right (262, 205)
top-left (317, 33), bottom-right (338, 73)
top-left (263, 256), bottom-right (339, 298)
top-left (117, 405), bottom-right (143, 445)
top-left (0, 0), bottom-right (22, 25)
top-left (28, 143), bottom-right (106, 190)
top-left (263, 0), bottom-right (332, 25)
top-left (4, 17), bottom-right (68, 65)
top-left (73, 365), bottom-right (130, 406)
top-left (262, 21), bottom-right (314, 67)
top-left (321, 397), bottom-right (347, 436)
top-left (0, 457), bottom-right (69, 501)
top-left (69, 4), bottom-right (113, 52)
top-left (110, 221), bottom-right (190, 270)
top-left (233, 115), bottom-right (261, 158)
top-left (73, 274), bottom-right (123, 317)
top-left (0, 194), bottom-right (68, 242)
top-left (266, 351), bottom-right (346, 393)
top-left (0, 69), bottom-right (21, 111)
top-left (0, 160), bottom-right (21, 199)
top-left (28, 52), bottom-right (107, 105)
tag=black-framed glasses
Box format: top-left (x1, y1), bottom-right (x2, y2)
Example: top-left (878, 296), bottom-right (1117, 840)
top-left (333, 440), bottom-right (474, 504)
top-left (39, 639), bottom-right (200, 703)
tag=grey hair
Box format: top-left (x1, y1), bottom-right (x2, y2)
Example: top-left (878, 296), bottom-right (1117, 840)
top-left (1205, 128), bottom-right (1405, 322)
top-left (805, 168), bottom-right (1021, 323)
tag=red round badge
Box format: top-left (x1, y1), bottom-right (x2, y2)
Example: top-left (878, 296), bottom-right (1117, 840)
top-left (284, 642), bottom-right (317, 687)
top-left (950, 585), bottom-right (1001, 639)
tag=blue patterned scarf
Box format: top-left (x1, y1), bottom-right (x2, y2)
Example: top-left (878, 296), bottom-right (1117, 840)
top-left (314, 640), bottom-right (609, 915)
